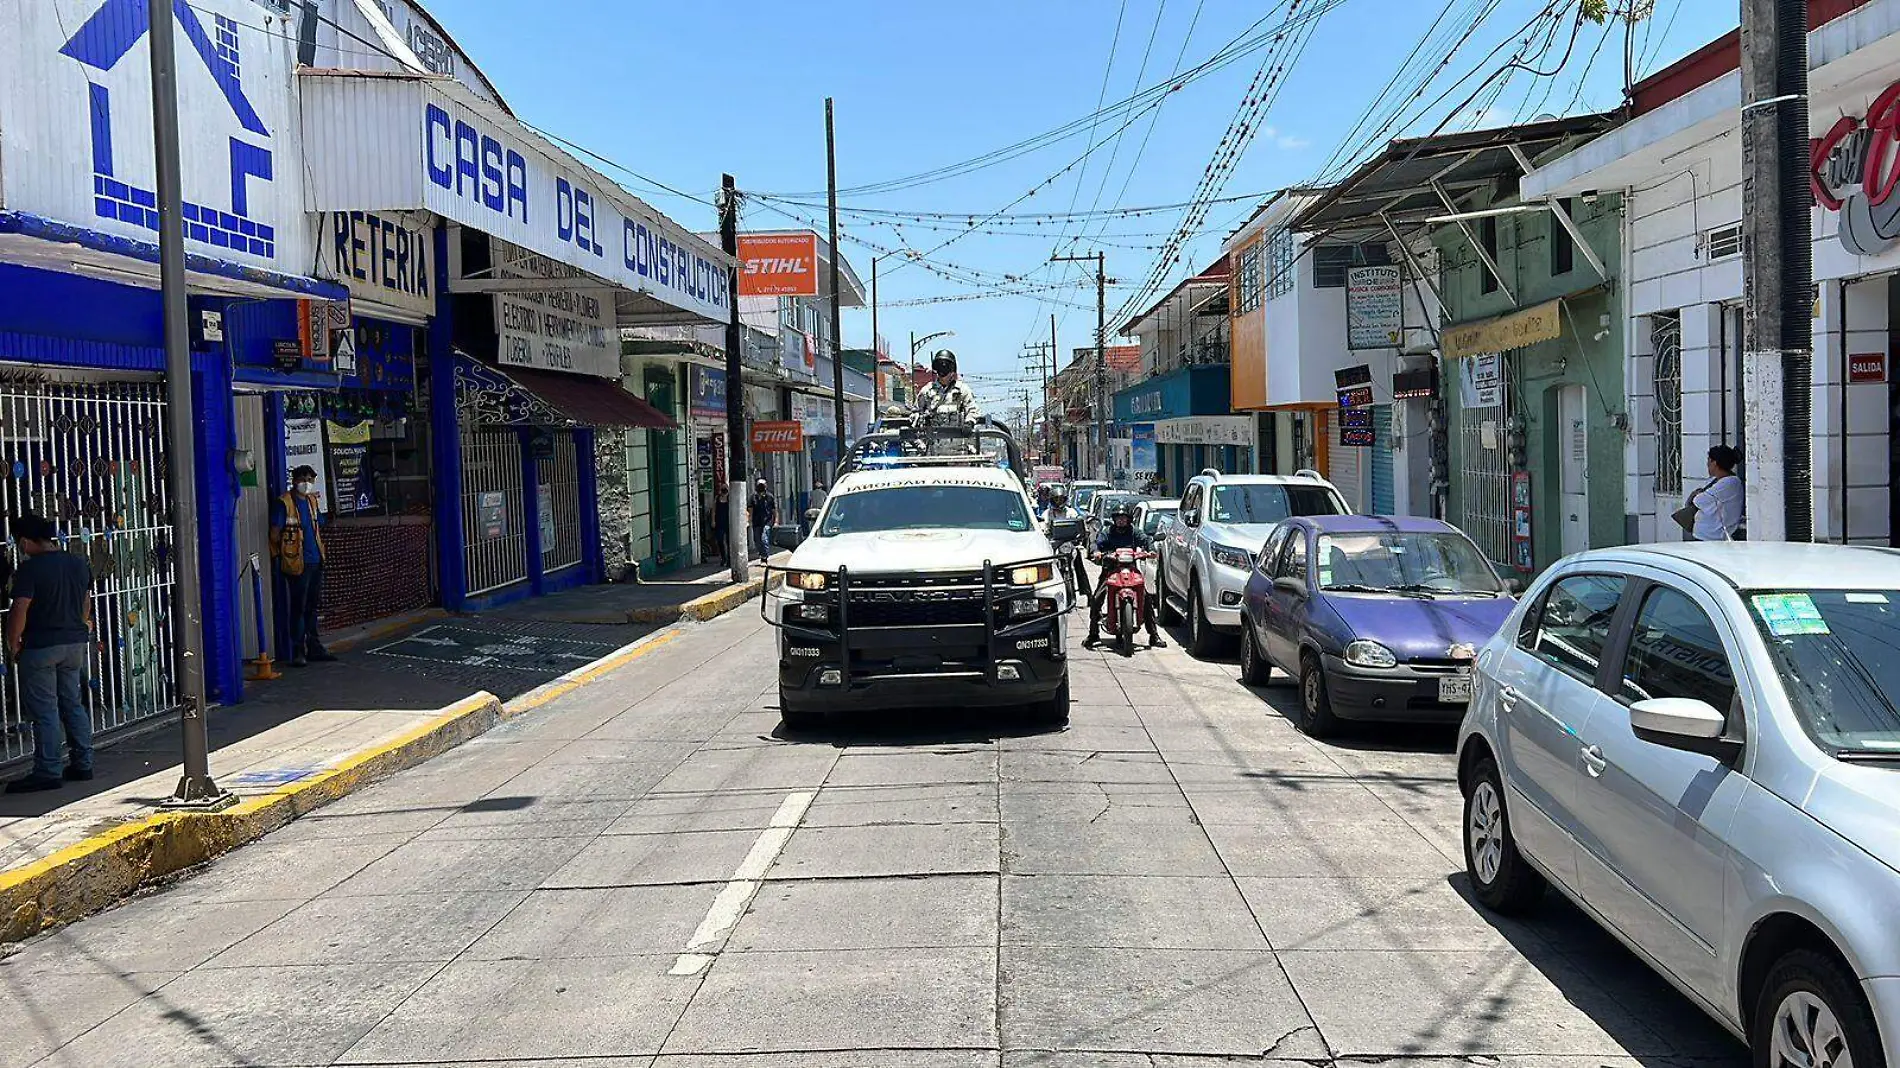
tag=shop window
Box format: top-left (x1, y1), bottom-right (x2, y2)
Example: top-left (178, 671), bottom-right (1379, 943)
top-left (1266, 228), bottom-right (1296, 300)
top-left (1314, 243), bottom-right (1392, 288)
top-left (1235, 244), bottom-right (1263, 315)
top-left (1550, 198), bottom-right (1576, 276)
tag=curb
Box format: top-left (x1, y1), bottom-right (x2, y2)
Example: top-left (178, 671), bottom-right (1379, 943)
top-left (0, 569), bottom-right (767, 944)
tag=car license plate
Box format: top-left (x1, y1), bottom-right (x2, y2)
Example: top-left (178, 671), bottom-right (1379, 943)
top-left (1438, 675), bottom-right (1474, 703)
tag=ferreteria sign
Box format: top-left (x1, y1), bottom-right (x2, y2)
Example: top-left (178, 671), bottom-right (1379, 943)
top-left (1813, 82), bottom-right (1900, 256)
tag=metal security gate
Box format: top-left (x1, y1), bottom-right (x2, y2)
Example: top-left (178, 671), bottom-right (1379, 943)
top-left (540, 431), bottom-right (583, 575)
top-left (1370, 405), bottom-right (1396, 515)
top-left (1455, 355), bottom-right (1516, 566)
top-left (0, 380), bottom-right (176, 765)
top-left (460, 428), bottom-right (527, 596)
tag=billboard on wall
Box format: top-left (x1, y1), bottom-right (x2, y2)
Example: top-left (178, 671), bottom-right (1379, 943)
top-left (1346, 265), bottom-right (1403, 349)
top-left (738, 233), bottom-right (820, 297)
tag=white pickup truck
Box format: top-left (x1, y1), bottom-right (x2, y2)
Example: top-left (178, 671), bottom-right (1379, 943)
top-left (763, 423), bottom-right (1072, 730)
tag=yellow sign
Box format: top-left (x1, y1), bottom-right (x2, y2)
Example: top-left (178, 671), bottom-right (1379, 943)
top-left (1441, 300), bottom-right (1562, 359)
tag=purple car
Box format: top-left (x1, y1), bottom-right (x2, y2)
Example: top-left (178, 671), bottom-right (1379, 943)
top-left (1239, 515), bottom-right (1518, 737)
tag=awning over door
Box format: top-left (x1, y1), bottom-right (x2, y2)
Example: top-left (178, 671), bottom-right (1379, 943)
top-left (455, 356), bottom-right (676, 430)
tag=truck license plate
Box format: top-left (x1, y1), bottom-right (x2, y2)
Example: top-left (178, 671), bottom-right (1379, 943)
top-left (1438, 675), bottom-right (1473, 703)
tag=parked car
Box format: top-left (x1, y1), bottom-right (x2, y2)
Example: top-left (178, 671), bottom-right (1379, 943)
top-left (1458, 542), bottom-right (1900, 1068)
top-left (1241, 516), bottom-right (1516, 736)
top-left (1068, 480), bottom-right (1112, 513)
top-left (1133, 499), bottom-right (1180, 594)
top-left (1158, 468), bottom-right (1348, 658)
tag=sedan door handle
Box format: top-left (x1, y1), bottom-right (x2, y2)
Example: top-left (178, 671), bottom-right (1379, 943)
top-left (1581, 744), bottom-right (1607, 778)
top-left (1498, 685), bottom-right (1520, 711)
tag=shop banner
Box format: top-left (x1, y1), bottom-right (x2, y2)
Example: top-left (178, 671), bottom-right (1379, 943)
top-left (751, 421), bottom-right (804, 453)
top-left (1458, 353), bottom-right (1504, 409)
top-left (325, 419), bottom-right (375, 515)
top-left (1347, 265), bottom-right (1403, 349)
top-left (791, 393), bottom-right (835, 436)
top-left (1152, 416), bottom-right (1251, 447)
top-left (495, 287), bottom-right (616, 377)
top-left (478, 490), bottom-right (507, 538)
top-left (738, 233), bottom-right (820, 297)
top-left (689, 365), bottom-right (728, 418)
top-left (283, 417), bottom-right (330, 513)
top-left (1131, 423), bottom-right (1157, 470)
top-left (1337, 407), bottom-right (1374, 447)
top-left (1441, 301), bottom-right (1561, 359)
top-left (315, 211), bottom-right (436, 319)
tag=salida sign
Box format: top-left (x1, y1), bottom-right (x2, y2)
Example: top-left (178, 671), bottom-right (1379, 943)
top-left (1812, 81), bottom-right (1900, 256)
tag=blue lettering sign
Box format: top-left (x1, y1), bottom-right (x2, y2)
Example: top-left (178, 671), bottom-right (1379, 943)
top-left (424, 103), bottom-right (529, 224)
top-left (556, 178), bottom-right (604, 257)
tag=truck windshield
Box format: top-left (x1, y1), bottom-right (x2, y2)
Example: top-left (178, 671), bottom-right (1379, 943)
top-left (1211, 484), bottom-right (1341, 524)
top-left (820, 486), bottom-right (1032, 535)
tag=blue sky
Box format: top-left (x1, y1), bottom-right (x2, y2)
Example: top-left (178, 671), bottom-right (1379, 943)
top-left (433, 0), bottom-right (1735, 413)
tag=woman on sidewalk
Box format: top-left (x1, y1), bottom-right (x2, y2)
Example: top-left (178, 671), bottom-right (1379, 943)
top-left (1688, 445), bottom-right (1745, 541)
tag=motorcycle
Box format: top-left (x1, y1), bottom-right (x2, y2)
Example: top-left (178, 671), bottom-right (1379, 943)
top-left (1095, 547), bottom-right (1155, 656)
top-left (1047, 517), bottom-right (1087, 600)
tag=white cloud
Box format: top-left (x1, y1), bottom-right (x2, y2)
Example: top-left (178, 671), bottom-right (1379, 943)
top-left (1277, 134), bottom-right (1311, 150)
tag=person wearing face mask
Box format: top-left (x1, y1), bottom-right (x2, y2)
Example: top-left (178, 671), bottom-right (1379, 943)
top-left (269, 465), bottom-right (335, 667)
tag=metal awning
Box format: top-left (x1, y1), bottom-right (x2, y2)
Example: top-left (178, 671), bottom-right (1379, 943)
top-left (1290, 115), bottom-right (1618, 242)
top-left (455, 356), bottom-right (675, 430)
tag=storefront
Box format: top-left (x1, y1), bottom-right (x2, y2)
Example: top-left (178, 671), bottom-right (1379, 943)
top-left (1112, 364), bottom-right (1245, 495)
top-left (298, 69), bottom-right (732, 608)
top-left (687, 363), bottom-right (729, 566)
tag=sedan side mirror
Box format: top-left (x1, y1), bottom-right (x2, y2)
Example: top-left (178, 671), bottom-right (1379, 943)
top-left (1273, 576), bottom-right (1307, 598)
top-left (1630, 697), bottom-right (1741, 761)
top-left (1501, 577), bottom-right (1523, 595)
top-left (769, 525), bottom-right (804, 551)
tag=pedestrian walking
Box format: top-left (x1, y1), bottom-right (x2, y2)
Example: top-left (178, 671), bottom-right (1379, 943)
top-left (711, 484), bottom-right (731, 566)
top-left (270, 465), bottom-right (337, 667)
top-left (1683, 445), bottom-right (1745, 541)
top-left (748, 478), bottom-right (777, 559)
top-left (5, 515), bottom-right (94, 793)
top-left (805, 478), bottom-right (829, 535)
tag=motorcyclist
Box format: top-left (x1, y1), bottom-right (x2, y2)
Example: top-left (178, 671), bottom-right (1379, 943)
top-left (1040, 484), bottom-right (1091, 602)
top-left (914, 350), bottom-right (980, 426)
top-left (1085, 502), bottom-right (1164, 649)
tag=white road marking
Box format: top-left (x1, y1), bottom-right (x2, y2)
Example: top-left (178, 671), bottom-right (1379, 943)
top-left (669, 789), bottom-right (816, 977)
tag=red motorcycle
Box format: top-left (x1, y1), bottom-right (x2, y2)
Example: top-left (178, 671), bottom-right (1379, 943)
top-left (1095, 547), bottom-right (1156, 656)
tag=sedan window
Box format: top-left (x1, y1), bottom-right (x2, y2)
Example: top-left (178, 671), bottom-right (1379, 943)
top-left (1617, 587), bottom-right (1736, 713)
top-left (1526, 574), bottom-right (1627, 683)
top-left (1275, 532), bottom-right (1309, 581)
top-left (1747, 589), bottom-right (1900, 754)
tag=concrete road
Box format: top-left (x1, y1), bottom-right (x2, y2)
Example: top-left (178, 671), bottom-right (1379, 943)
top-left (0, 607), bottom-right (1744, 1067)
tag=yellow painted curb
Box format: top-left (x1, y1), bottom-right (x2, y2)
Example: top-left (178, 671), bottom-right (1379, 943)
top-left (0, 567), bottom-right (773, 945)
top-left (0, 690), bottom-right (501, 944)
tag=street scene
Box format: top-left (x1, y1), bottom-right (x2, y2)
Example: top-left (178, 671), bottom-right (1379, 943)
top-left (1, 0), bottom-right (1897, 1066)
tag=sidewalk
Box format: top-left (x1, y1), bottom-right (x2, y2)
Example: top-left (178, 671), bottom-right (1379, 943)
top-left (0, 560), bottom-right (777, 936)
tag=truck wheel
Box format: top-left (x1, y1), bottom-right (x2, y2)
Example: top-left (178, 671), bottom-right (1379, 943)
top-left (778, 686), bottom-right (825, 732)
top-left (1155, 565), bottom-right (1177, 624)
top-left (1027, 679), bottom-right (1070, 727)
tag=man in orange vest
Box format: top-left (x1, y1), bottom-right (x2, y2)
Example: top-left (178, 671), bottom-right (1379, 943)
top-left (269, 464), bottom-right (335, 667)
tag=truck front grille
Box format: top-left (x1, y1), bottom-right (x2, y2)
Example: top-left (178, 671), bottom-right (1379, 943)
top-left (846, 597), bottom-right (988, 628)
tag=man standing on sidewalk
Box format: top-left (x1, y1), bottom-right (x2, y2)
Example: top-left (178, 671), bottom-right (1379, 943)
top-left (5, 515), bottom-right (94, 793)
top-left (748, 478), bottom-right (777, 560)
top-left (270, 465), bottom-right (337, 668)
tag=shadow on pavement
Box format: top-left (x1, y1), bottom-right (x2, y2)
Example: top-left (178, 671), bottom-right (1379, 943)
top-left (769, 705), bottom-right (1065, 748)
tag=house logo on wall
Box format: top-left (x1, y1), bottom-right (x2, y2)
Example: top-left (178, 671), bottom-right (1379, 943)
top-left (59, 0), bottom-right (276, 259)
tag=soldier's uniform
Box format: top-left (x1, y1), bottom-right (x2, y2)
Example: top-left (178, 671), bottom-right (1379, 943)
top-left (914, 380), bottom-right (980, 424)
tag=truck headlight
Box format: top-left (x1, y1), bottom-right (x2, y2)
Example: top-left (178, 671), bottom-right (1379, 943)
top-left (787, 571), bottom-right (829, 591)
top-left (1009, 563), bottom-right (1054, 586)
top-left (1210, 544), bottom-right (1252, 570)
top-left (1344, 640), bottom-right (1398, 668)
top-left (791, 603), bottom-right (831, 622)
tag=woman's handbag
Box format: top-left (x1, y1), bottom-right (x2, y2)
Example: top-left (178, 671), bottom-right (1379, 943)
top-left (1672, 479), bottom-right (1714, 536)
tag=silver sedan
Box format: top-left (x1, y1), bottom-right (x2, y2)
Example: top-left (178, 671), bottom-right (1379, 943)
top-left (1458, 542), bottom-right (1900, 1068)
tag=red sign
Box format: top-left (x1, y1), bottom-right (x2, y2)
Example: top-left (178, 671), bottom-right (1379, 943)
top-left (1850, 352), bottom-right (1888, 384)
top-left (1811, 80), bottom-right (1900, 255)
top-left (737, 233), bottom-right (820, 297)
top-left (750, 421), bottom-right (805, 453)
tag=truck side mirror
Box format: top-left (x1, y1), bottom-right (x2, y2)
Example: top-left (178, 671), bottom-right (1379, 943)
top-left (770, 525), bottom-right (804, 551)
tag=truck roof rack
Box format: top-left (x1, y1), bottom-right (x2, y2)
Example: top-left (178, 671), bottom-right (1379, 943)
top-left (1200, 468), bottom-right (1222, 479)
top-left (837, 417), bottom-right (1027, 481)
top-left (1294, 467), bottom-right (1327, 481)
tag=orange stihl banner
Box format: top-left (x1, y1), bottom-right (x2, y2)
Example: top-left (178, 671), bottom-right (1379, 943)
top-left (750, 420), bottom-right (805, 452)
top-left (738, 233), bottom-right (820, 297)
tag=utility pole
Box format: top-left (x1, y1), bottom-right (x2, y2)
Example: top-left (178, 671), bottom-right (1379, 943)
top-left (1052, 251), bottom-right (1109, 481)
top-left (825, 99), bottom-right (847, 454)
top-left (152, 0), bottom-right (226, 808)
top-left (1021, 340), bottom-right (1051, 458)
top-left (1739, 0), bottom-right (1813, 541)
top-left (1048, 313), bottom-right (1059, 462)
top-left (719, 175), bottom-right (749, 581)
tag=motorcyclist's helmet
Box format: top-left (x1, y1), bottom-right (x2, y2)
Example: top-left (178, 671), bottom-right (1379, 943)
top-left (1111, 502), bottom-right (1135, 525)
top-left (1049, 485), bottom-right (1069, 504)
top-left (930, 350), bottom-right (958, 378)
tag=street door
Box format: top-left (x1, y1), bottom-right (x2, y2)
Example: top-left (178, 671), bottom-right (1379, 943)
top-left (1370, 406), bottom-right (1396, 515)
top-left (460, 428), bottom-right (528, 596)
top-left (232, 394), bottom-right (274, 660)
top-left (647, 373), bottom-right (682, 567)
top-left (1559, 385), bottom-right (1589, 556)
top-left (540, 431), bottom-right (583, 577)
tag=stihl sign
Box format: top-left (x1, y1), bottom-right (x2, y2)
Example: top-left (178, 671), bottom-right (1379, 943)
top-left (1812, 81), bottom-right (1900, 256)
top-left (737, 233), bottom-right (820, 297)
top-left (750, 420), bottom-right (805, 452)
